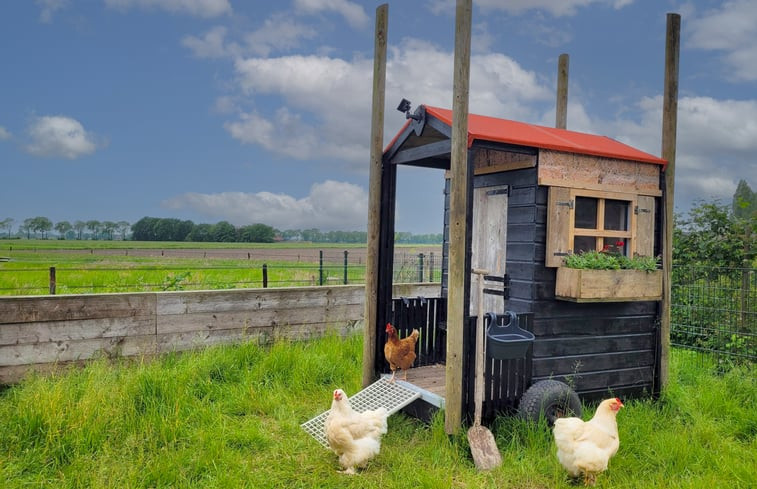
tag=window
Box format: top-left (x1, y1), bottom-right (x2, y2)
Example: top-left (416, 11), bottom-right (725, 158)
top-left (573, 196), bottom-right (631, 254)
top-left (545, 187), bottom-right (655, 267)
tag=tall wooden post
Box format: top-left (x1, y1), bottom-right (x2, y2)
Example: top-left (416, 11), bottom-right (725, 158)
top-left (362, 4), bottom-right (388, 388)
top-left (556, 53), bottom-right (569, 129)
top-left (660, 12), bottom-right (680, 390)
top-left (445, 0), bottom-right (472, 435)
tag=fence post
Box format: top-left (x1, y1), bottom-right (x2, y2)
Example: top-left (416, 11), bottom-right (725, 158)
top-left (49, 266), bottom-right (56, 295)
top-left (418, 253), bottom-right (424, 282)
top-left (344, 250), bottom-right (349, 284)
top-left (262, 263), bottom-right (268, 288)
top-left (319, 250), bottom-right (324, 286)
top-left (429, 252), bottom-right (435, 282)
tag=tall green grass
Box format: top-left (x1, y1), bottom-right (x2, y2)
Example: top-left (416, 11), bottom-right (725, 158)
top-left (0, 335), bottom-right (754, 488)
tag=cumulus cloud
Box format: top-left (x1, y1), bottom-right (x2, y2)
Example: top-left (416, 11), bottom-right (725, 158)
top-left (608, 95), bottom-right (757, 210)
top-left (182, 26), bottom-right (238, 59)
top-left (36, 0), bottom-right (68, 23)
top-left (0, 126), bottom-right (10, 141)
top-left (25, 115), bottom-right (99, 159)
top-left (224, 39), bottom-right (552, 165)
top-left (104, 0), bottom-right (231, 18)
top-left (293, 0), bottom-right (369, 29)
top-left (688, 0), bottom-right (757, 81)
top-left (162, 180), bottom-right (368, 230)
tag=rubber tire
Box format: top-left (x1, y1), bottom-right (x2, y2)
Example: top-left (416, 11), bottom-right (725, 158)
top-left (517, 379), bottom-right (582, 425)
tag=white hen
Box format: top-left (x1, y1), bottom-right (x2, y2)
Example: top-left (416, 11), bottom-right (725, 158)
top-left (553, 397), bottom-right (624, 486)
top-left (324, 388), bottom-right (388, 474)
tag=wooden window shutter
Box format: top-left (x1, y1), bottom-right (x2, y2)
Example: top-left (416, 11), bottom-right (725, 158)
top-left (635, 195), bottom-right (655, 257)
top-left (546, 186), bottom-right (572, 267)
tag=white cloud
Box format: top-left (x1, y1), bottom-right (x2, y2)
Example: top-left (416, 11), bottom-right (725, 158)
top-left (104, 0), bottom-right (231, 18)
top-left (293, 0), bottom-right (369, 29)
top-left (182, 26), bottom-right (238, 59)
top-left (162, 180), bottom-right (368, 230)
top-left (25, 115), bottom-right (99, 159)
top-left (224, 39), bottom-right (552, 165)
top-left (243, 13), bottom-right (318, 56)
top-left (0, 126), bottom-right (10, 141)
top-left (688, 0), bottom-right (757, 81)
top-left (608, 95), bottom-right (757, 210)
top-left (36, 0), bottom-right (68, 23)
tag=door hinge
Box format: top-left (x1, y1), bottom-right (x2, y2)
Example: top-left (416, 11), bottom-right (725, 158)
top-left (557, 200), bottom-right (574, 209)
top-left (635, 206), bottom-right (651, 215)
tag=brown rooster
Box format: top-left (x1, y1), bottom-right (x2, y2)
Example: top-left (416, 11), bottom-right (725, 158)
top-left (384, 323), bottom-right (419, 383)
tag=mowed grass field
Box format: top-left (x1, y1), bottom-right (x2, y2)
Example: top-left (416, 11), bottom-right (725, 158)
top-left (0, 240), bottom-right (442, 295)
top-left (0, 333), bottom-right (754, 489)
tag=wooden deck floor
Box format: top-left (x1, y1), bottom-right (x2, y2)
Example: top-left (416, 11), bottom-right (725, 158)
top-left (380, 364), bottom-right (447, 411)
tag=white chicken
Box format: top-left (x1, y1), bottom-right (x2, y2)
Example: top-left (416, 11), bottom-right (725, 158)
top-left (324, 388), bottom-right (389, 475)
top-left (553, 397), bottom-right (624, 486)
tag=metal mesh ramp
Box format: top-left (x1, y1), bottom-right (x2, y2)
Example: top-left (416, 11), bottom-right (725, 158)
top-left (301, 378), bottom-right (421, 448)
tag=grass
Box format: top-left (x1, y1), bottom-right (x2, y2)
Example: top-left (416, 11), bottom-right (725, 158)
top-left (0, 240), bottom-right (438, 295)
top-left (0, 335), bottom-right (754, 489)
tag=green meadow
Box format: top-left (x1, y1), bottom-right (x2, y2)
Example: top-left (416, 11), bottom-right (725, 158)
top-left (0, 334), bottom-right (754, 489)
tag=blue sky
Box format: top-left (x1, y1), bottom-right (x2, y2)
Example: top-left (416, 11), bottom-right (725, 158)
top-left (1, 0), bottom-right (755, 235)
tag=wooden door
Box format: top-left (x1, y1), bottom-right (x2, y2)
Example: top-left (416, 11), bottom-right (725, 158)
top-left (470, 184), bottom-right (508, 316)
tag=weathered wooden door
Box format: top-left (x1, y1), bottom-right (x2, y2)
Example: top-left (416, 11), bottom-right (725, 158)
top-left (470, 184), bottom-right (508, 316)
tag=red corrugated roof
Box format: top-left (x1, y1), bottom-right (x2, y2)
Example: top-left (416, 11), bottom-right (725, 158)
top-left (389, 105), bottom-right (666, 166)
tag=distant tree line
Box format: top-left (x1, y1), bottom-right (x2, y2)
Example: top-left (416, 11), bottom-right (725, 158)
top-left (0, 214), bottom-right (446, 244)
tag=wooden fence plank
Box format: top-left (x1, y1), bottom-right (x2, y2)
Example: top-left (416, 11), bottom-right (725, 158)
top-left (0, 316), bottom-right (155, 346)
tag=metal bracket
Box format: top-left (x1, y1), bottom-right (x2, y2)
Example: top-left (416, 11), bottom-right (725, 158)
top-left (486, 188), bottom-right (509, 196)
top-left (634, 206), bottom-right (651, 215)
top-left (557, 200), bottom-right (574, 209)
top-left (482, 274), bottom-right (509, 299)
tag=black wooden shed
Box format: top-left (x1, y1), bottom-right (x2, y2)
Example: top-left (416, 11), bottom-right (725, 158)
top-left (371, 104), bottom-right (667, 422)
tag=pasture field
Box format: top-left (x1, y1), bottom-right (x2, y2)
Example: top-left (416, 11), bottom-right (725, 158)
top-left (0, 334), bottom-right (754, 489)
top-left (0, 240), bottom-right (442, 295)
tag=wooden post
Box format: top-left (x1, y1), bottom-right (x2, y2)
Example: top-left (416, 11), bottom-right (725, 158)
top-left (49, 266), bottom-right (56, 295)
top-left (362, 4), bottom-right (388, 388)
top-left (660, 12), bottom-right (680, 390)
top-left (556, 53), bottom-right (569, 129)
top-left (446, 0), bottom-right (472, 435)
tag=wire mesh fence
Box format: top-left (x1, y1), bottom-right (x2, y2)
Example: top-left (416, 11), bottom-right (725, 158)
top-left (0, 249), bottom-right (443, 295)
top-left (671, 265), bottom-right (756, 369)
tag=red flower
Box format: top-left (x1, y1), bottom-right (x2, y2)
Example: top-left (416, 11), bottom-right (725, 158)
top-left (615, 240), bottom-right (625, 247)
top-left (602, 244), bottom-right (611, 251)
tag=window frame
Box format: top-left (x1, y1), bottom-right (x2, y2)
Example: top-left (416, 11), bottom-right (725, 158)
top-left (546, 187), bottom-right (655, 267)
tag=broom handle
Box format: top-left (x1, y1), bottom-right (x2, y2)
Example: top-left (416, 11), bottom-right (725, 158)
top-left (472, 269), bottom-right (488, 426)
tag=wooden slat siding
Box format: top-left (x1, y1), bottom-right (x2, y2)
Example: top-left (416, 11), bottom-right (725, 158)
top-left (157, 286), bottom-right (366, 316)
top-left (536, 366), bottom-right (654, 392)
top-left (533, 350), bottom-right (655, 376)
top-left (156, 304), bottom-right (365, 335)
top-left (1, 335), bottom-right (157, 367)
top-left (0, 316), bottom-right (155, 346)
top-left (533, 333), bottom-right (653, 356)
top-left (0, 293), bottom-right (156, 323)
top-left (1, 283), bottom-right (439, 384)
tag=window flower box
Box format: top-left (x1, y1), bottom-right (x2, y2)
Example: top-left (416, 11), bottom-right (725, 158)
top-left (555, 267), bottom-right (662, 302)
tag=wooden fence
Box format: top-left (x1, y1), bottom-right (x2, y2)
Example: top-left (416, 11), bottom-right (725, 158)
top-left (0, 283), bottom-right (439, 384)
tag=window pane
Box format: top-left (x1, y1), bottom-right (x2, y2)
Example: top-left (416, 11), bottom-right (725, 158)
top-left (575, 197), bottom-right (597, 229)
top-left (574, 236), bottom-right (596, 254)
top-left (604, 199), bottom-right (629, 231)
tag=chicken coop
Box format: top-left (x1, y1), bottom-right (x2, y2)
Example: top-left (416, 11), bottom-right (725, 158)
top-left (366, 104), bottom-right (667, 424)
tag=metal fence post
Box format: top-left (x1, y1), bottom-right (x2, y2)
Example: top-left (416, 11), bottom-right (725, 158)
top-left (344, 250), bottom-right (348, 284)
top-left (418, 253), bottom-right (424, 282)
top-left (262, 263), bottom-right (268, 288)
top-left (319, 250), bottom-right (324, 285)
top-left (429, 252), bottom-right (435, 282)
top-left (49, 266), bottom-right (56, 295)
